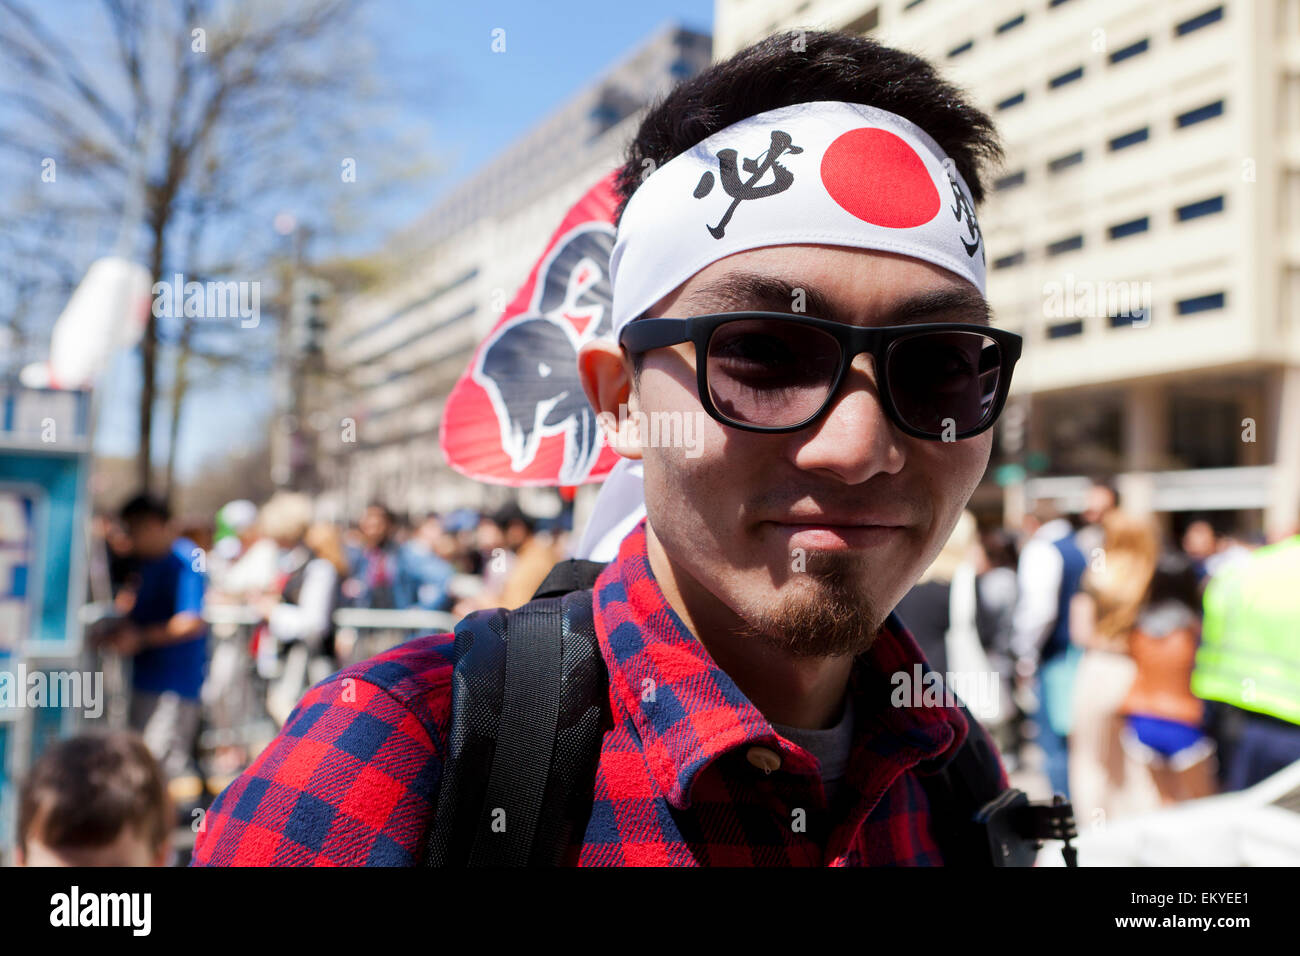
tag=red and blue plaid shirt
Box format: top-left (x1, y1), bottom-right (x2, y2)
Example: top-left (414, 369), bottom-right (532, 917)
top-left (192, 518), bottom-right (1003, 866)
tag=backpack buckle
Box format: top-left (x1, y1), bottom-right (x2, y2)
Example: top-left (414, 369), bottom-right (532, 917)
top-left (975, 790), bottom-right (1079, 867)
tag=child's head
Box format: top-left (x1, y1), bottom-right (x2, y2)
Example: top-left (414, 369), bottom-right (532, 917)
top-left (16, 731), bottom-right (171, 866)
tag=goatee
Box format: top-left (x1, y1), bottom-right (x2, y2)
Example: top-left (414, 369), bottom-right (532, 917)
top-left (734, 550), bottom-right (888, 658)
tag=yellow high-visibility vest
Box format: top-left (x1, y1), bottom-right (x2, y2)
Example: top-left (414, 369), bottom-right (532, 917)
top-left (1193, 535), bottom-right (1300, 725)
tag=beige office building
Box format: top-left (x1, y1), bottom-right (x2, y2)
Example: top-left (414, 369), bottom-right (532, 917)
top-left (715, 0), bottom-right (1300, 538)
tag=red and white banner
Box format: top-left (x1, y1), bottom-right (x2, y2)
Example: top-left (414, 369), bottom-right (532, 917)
top-left (439, 171), bottom-right (623, 487)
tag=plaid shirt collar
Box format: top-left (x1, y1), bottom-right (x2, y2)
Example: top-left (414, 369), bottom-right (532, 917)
top-left (592, 518), bottom-right (969, 812)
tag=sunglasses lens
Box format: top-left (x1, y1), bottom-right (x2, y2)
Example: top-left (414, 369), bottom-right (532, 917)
top-left (705, 319), bottom-right (841, 427)
top-left (886, 331), bottom-right (1002, 436)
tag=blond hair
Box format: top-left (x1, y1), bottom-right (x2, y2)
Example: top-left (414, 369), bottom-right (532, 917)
top-left (304, 522), bottom-right (350, 576)
top-left (1084, 510), bottom-right (1159, 651)
top-left (257, 492), bottom-right (314, 543)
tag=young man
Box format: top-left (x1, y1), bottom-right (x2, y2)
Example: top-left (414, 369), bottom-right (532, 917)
top-left (193, 30), bottom-right (1016, 866)
top-left (96, 494), bottom-right (208, 783)
top-left (16, 732), bottom-right (172, 867)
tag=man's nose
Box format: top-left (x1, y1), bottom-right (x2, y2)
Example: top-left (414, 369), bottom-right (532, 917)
top-left (789, 352), bottom-right (906, 483)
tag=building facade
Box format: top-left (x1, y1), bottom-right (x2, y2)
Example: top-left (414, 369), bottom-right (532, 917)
top-left (714, 0), bottom-right (1300, 538)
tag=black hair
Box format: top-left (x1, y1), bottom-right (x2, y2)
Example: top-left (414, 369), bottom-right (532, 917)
top-left (618, 29), bottom-right (1004, 382)
top-left (1146, 551), bottom-right (1202, 612)
top-left (1088, 475), bottom-right (1120, 501)
top-left (118, 493), bottom-right (171, 525)
top-left (980, 527), bottom-right (1019, 570)
top-left (493, 504), bottom-right (536, 535)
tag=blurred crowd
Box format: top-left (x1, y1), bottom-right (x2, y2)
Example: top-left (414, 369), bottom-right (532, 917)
top-left (16, 478), bottom-right (1300, 866)
top-left (27, 491), bottom-right (573, 864)
top-left (895, 478), bottom-right (1300, 829)
top-left (96, 493), bottom-right (575, 621)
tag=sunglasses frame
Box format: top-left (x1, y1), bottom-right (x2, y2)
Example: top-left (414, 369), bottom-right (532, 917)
top-left (618, 311), bottom-right (1023, 441)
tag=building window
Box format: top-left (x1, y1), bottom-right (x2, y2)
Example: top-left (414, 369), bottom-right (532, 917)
top-left (1108, 38), bottom-right (1149, 64)
top-left (996, 13), bottom-right (1026, 33)
top-left (1175, 6), bottom-right (1224, 37)
top-left (1048, 150), bottom-right (1084, 173)
top-left (1049, 66), bottom-right (1084, 89)
top-left (994, 251), bottom-right (1026, 269)
top-left (1108, 216), bottom-right (1149, 239)
top-left (1047, 234), bottom-right (1084, 256)
top-left (1109, 306), bottom-right (1150, 327)
top-left (1175, 195), bottom-right (1225, 221)
top-left (996, 91), bottom-right (1026, 110)
top-left (994, 169), bottom-right (1027, 191)
top-left (1109, 126), bottom-right (1150, 151)
top-left (1047, 319), bottom-right (1085, 338)
top-left (1176, 291), bottom-right (1226, 315)
top-left (1176, 100), bottom-right (1224, 127)
top-left (948, 38), bottom-right (974, 57)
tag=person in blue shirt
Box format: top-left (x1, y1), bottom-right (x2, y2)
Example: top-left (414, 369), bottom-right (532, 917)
top-left (395, 514), bottom-right (456, 611)
top-left (1010, 500), bottom-right (1087, 799)
top-left (342, 502), bottom-right (401, 609)
top-left (96, 494), bottom-right (208, 783)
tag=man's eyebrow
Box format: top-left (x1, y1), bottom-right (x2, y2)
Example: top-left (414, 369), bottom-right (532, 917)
top-left (680, 270), bottom-right (991, 326)
top-left (885, 286), bottom-right (992, 326)
top-left (681, 273), bottom-right (837, 317)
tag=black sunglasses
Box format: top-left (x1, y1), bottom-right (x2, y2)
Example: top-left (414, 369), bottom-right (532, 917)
top-left (618, 312), bottom-right (1022, 441)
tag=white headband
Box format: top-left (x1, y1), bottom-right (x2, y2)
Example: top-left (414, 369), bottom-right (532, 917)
top-left (609, 100), bottom-right (987, 339)
top-left (575, 101), bottom-right (987, 561)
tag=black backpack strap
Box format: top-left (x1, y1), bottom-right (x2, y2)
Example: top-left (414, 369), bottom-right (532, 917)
top-left (473, 597), bottom-right (564, 865)
top-left (422, 581), bottom-right (609, 867)
top-left (921, 704), bottom-right (1078, 866)
top-left (531, 558), bottom-right (610, 599)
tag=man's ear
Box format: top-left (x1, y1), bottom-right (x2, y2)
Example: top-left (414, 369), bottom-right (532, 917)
top-left (577, 338), bottom-right (642, 460)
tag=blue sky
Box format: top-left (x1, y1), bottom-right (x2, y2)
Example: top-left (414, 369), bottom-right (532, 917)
top-left (94, 0), bottom-right (715, 479)
top-left (379, 0), bottom-right (712, 208)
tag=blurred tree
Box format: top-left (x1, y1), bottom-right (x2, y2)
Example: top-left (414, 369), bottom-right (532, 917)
top-left (0, 0), bottom-right (432, 499)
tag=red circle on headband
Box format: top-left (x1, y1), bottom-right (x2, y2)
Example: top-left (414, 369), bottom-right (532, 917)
top-left (820, 128), bottom-right (941, 228)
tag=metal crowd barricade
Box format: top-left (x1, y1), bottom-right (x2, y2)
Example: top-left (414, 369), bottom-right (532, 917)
top-left (200, 603), bottom-right (270, 767)
top-left (69, 602), bottom-right (461, 789)
top-left (331, 607), bottom-right (459, 664)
